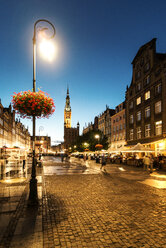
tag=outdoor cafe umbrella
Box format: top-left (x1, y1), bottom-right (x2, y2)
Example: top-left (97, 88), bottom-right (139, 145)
top-left (124, 143), bottom-right (154, 153)
top-left (95, 144), bottom-right (103, 149)
top-left (107, 147), bottom-right (129, 153)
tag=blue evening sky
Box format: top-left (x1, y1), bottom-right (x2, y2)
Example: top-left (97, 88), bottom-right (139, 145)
top-left (1, 0), bottom-right (166, 143)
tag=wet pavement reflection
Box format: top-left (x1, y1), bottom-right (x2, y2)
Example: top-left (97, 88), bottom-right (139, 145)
top-left (42, 156), bottom-right (166, 189)
top-left (43, 156), bottom-right (100, 175)
top-left (140, 178), bottom-right (166, 189)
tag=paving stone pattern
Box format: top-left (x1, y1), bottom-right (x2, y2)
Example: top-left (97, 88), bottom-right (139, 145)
top-left (0, 184), bottom-right (28, 248)
top-left (43, 173), bottom-right (166, 248)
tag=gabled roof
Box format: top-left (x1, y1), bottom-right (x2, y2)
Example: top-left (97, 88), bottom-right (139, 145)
top-left (131, 38), bottom-right (157, 64)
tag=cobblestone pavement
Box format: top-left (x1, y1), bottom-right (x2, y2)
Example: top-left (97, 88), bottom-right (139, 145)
top-left (42, 158), bottom-right (166, 248)
top-left (0, 157), bottom-right (166, 247)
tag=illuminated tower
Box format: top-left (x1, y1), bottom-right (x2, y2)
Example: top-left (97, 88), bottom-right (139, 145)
top-left (64, 87), bottom-right (71, 128)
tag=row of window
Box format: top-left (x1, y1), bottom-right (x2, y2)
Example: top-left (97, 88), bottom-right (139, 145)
top-left (136, 75), bottom-right (150, 91)
top-left (129, 83), bottom-right (161, 108)
top-left (98, 119), bottom-right (105, 125)
top-left (130, 101), bottom-right (161, 123)
top-left (129, 120), bottom-right (162, 140)
top-left (99, 114), bottom-right (125, 126)
top-left (113, 114), bottom-right (125, 123)
top-left (113, 132), bottom-right (125, 141)
top-left (113, 123), bottom-right (125, 132)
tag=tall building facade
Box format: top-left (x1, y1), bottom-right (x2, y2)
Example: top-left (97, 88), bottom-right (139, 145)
top-left (111, 102), bottom-right (126, 150)
top-left (98, 106), bottom-right (115, 144)
top-left (64, 88), bottom-right (79, 150)
top-left (83, 117), bottom-right (98, 135)
top-left (0, 100), bottom-right (31, 149)
top-left (125, 38), bottom-right (166, 154)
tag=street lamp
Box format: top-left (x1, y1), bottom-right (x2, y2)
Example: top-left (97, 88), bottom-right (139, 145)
top-left (95, 134), bottom-right (100, 143)
top-left (28, 19), bottom-right (56, 206)
top-left (84, 142), bottom-right (89, 147)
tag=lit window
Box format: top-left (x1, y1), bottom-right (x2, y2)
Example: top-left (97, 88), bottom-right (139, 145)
top-left (145, 91), bottom-right (150, 100)
top-left (137, 111), bottom-right (141, 121)
top-left (130, 129), bottom-right (134, 140)
top-left (155, 101), bottom-right (161, 114)
top-left (145, 106), bottom-right (150, 118)
top-left (136, 97), bottom-right (141, 105)
top-left (155, 121), bottom-right (162, 136)
top-left (145, 124), bottom-right (150, 137)
top-left (155, 83), bottom-right (161, 95)
top-left (130, 115), bottom-right (134, 124)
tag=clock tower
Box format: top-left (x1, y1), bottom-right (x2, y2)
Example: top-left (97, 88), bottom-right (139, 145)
top-left (64, 87), bottom-right (71, 128)
top-left (64, 87), bottom-right (79, 150)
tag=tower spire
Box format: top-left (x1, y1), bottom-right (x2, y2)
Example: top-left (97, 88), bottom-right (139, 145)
top-left (67, 85), bottom-right (69, 95)
top-left (64, 86), bottom-right (71, 128)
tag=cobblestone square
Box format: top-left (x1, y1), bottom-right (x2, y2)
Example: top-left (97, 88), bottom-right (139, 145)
top-left (0, 159), bottom-right (166, 247)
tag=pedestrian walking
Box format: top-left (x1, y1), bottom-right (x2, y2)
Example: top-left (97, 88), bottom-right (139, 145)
top-left (149, 154), bottom-right (154, 173)
top-left (100, 155), bottom-right (106, 172)
top-left (61, 153), bottom-right (64, 162)
top-left (143, 155), bottom-right (150, 172)
top-left (23, 159), bottom-right (26, 170)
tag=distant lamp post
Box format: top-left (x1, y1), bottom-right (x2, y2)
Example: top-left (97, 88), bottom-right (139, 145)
top-left (95, 134), bottom-right (100, 142)
top-left (84, 142), bottom-right (89, 147)
top-left (28, 19), bottom-right (56, 206)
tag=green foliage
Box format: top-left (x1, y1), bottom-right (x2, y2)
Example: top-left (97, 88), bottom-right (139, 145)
top-left (71, 130), bottom-right (108, 152)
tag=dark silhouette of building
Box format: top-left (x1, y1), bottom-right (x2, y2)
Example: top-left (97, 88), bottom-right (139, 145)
top-left (64, 87), bottom-right (79, 150)
top-left (125, 38), bottom-right (166, 153)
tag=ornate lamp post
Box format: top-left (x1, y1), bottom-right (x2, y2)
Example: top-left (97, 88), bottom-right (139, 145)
top-left (28, 19), bottom-right (56, 206)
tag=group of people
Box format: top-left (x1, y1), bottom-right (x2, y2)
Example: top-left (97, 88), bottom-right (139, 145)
top-left (100, 154), bottom-right (155, 173)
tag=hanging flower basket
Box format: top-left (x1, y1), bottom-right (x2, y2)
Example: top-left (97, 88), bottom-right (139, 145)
top-left (12, 90), bottom-right (55, 119)
top-left (95, 144), bottom-right (103, 150)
